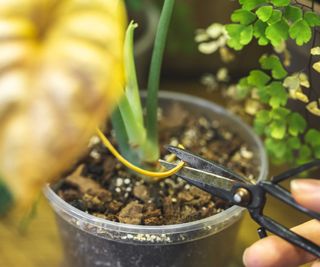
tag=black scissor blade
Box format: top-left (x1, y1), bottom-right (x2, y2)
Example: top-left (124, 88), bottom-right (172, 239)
top-left (167, 145), bottom-right (249, 183)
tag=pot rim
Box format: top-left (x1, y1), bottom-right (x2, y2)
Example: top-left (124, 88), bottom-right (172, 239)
top-left (45, 90), bottom-right (268, 235)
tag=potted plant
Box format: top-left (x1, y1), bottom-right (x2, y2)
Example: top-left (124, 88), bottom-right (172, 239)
top-left (196, 0), bottom-right (320, 165)
top-left (46, 1), bottom-right (268, 267)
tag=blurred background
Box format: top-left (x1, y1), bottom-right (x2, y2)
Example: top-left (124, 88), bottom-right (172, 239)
top-left (0, 0), bottom-right (316, 266)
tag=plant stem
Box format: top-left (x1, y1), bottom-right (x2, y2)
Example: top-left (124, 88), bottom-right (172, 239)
top-left (111, 108), bottom-right (138, 164)
top-left (145, 0), bottom-right (175, 162)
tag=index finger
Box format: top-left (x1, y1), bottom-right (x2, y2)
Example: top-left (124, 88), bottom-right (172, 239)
top-left (243, 220), bottom-right (320, 267)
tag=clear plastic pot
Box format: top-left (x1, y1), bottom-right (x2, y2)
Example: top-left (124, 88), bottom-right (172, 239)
top-left (45, 91), bottom-right (268, 267)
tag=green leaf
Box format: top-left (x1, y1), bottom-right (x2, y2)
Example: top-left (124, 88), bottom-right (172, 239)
top-left (265, 138), bottom-right (287, 158)
top-left (287, 136), bottom-right (301, 149)
top-left (256, 86), bottom-right (270, 103)
top-left (231, 9), bottom-right (257, 25)
top-left (236, 77), bottom-right (252, 99)
top-left (270, 107), bottom-right (290, 120)
top-left (240, 25), bottom-right (254, 44)
top-left (254, 110), bottom-right (270, 134)
top-left (254, 20), bottom-right (267, 37)
top-left (146, 0), bottom-right (176, 162)
top-left (267, 10), bottom-right (282, 24)
top-left (268, 81), bottom-right (288, 108)
top-left (247, 70), bottom-right (271, 87)
top-left (226, 24), bottom-right (246, 50)
top-left (289, 19), bottom-right (311, 46)
top-left (239, 0), bottom-right (267, 10)
top-left (270, 120), bottom-right (286, 139)
top-left (124, 21), bottom-right (144, 126)
top-left (118, 95), bottom-right (146, 147)
top-left (259, 55), bottom-right (288, 79)
top-left (254, 20), bottom-right (269, 45)
top-left (297, 145), bottom-right (312, 164)
top-left (111, 108), bottom-right (139, 165)
top-left (305, 129), bottom-right (320, 147)
top-left (265, 19), bottom-right (289, 46)
top-left (288, 113), bottom-right (307, 136)
top-left (304, 11), bottom-right (320, 27)
top-left (314, 146), bottom-right (320, 159)
top-left (284, 5), bottom-right (302, 23)
top-left (256, 6), bottom-right (273, 22)
top-left (258, 36), bottom-right (270, 45)
top-left (256, 110), bottom-right (271, 124)
top-left (271, 0), bottom-right (290, 7)
top-left (254, 120), bottom-right (266, 134)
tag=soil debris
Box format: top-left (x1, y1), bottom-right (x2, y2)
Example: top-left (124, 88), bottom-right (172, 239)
top-left (56, 103), bottom-right (258, 226)
top-left (118, 201), bottom-right (143, 225)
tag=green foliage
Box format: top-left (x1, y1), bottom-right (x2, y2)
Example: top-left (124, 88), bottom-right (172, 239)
top-left (260, 55), bottom-right (287, 79)
top-left (197, 0), bottom-right (320, 165)
top-left (248, 70), bottom-right (271, 87)
top-left (220, 0), bottom-right (320, 165)
top-left (253, 20), bottom-right (269, 45)
top-left (232, 50), bottom-right (318, 164)
top-left (256, 6), bottom-right (273, 22)
top-left (304, 11), bottom-right (320, 26)
top-left (265, 19), bottom-right (289, 46)
top-left (267, 81), bottom-right (288, 108)
top-left (284, 5), bottom-right (302, 22)
top-left (288, 113), bottom-right (307, 136)
top-left (305, 129), bottom-right (320, 147)
top-left (226, 24), bottom-right (248, 50)
top-left (112, 0), bottom-right (175, 166)
top-left (239, 0), bottom-right (267, 11)
top-left (289, 19), bottom-right (311, 46)
top-left (271, 0), bottom-right (290, 7)
top-left (231, 9), bottom-right (256, 25)
top-left (226, 1), bottom-right (320, 49)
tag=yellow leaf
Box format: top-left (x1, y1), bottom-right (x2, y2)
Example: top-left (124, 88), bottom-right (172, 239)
top-left (311, 46), bottom-right (320, 55)
top-left (306, 101), bottom-right (320, 116)
top-left (295, 91), bottom-right (309, 103)
top-left (312, 61), bottom-right (320, 73)
top-left (0, 0), bottom-right (126, 212)
top-left (298, 73), bottom-right (310, 88)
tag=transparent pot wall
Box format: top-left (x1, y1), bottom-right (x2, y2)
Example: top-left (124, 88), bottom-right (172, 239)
top-left (46, 91), bottom-right (268, 267)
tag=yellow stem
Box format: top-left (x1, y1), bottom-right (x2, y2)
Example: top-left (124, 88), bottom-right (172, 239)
top-left (96, 128), bottom-right (184, 179)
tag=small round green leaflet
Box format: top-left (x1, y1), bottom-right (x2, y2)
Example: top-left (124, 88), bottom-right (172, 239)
top-left (271, 0), bottom-right (290, 7)
top-left (289, 19), bottom-right (312, 46)
top-left (256, 6), bottom-right (273, 22)
top-left (0, 179), bottom-right (13, 216)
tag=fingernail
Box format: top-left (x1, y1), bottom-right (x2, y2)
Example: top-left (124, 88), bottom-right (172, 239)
top-left (291, 179), bottom-right (320, 194)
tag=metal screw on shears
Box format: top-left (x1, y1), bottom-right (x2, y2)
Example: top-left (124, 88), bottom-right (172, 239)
top-left (233, 188), bottom-right (251, 205)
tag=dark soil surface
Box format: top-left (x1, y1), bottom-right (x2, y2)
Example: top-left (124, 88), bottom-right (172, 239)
top-left (54, 103), bottom-right (258, 226)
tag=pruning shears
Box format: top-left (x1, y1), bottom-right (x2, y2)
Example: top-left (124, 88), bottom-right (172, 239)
top-left (160, 146), bottom-right (320, 258)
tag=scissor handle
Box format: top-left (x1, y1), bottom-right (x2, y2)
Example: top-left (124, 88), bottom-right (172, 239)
top-left (272, 160), bottom-right (320, 184)
top-left (260, 181), bottom-right (320, 221)
top-left (249, 210), bottom-right (320, 258)
top-left (244, 177), bottom-right (320, 258)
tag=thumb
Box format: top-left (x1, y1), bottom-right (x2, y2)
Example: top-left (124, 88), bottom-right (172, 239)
top-left (291, 179), bottom-right (320, 213)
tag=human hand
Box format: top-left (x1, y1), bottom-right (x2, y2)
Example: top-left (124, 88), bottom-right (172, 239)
top-left (243, 179), bottom-right (320, 267)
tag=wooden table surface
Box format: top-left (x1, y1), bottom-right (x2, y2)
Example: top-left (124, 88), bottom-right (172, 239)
top-left (0, 82), bottom-right (314, 267)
